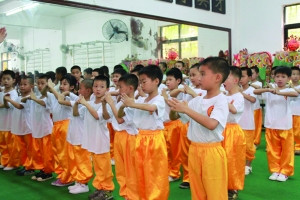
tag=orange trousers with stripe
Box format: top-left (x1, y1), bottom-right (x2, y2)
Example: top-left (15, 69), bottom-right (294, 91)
top-left (253, 108), bottom-right (263, 145)
top-left (30, 135), bottom-right (54, 173)
top-left (13, 134), bottom-right (33, 169)
top-left (67, 143), bottom-right (93, 184)
top-left (293, 115), bottom-right (300, 151)
top-left (135, 130), bottom-right (169, 200)
top-left (222, 124), bottom-right (246, 190)
top-left (107, 122), bottom-right (115, 159)
top-left (265, 128), bottom-right (294, 176)
top-left (180, 122), bottom-right (190, 183)
top-left (51, 120), bottom-right (73, 183)
top-left (114, 130), bottom-right (138, 200)
top-left (189, 142), bottom-right (228, 200)
top-left (164, 119), bottom-right (182, 179)
top-left (244, 130), bottom-right (256, 161)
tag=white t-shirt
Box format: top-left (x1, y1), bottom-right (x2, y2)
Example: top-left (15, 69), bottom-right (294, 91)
top-left (252, 81), bottom-right (262, 110)
top-left (291, 85), bottom-right (300, 116)
top-left (158, 83), bottom-right (168, 94)
top-left (226, 93), bottom-right (244, 123)
top-left (111, 101), bottom-right (138, 135)
top-left (30, 95), bottom-right (53, 138)
top-left (51, 93), bottom-right (78, 122)
top-left (133, 95), bottom-right (165, 130)
top-left (183, 87), bottom-right (207, 102)
top-left (185, 93), bottom-right (229, 143)
top-left (11, 97), bottom-right (32, 135)
top-left (262, 88), bottom-right (295, 130)
top-left (80, 101), bottom-right (112, 154)
top-left (238, 87), bottom-right (256, 130)
top-left (0, 89), bottom-right (18, 131)
top-left (66, 99), bottom-right (84, 146)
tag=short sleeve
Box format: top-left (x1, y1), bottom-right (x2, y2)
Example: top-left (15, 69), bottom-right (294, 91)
top-left (151, 96), bottom-right (165, 119)
top-left (210, 100), bottom-right (229, 129)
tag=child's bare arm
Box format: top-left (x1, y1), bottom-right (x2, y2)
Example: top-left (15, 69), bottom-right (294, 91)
top-left (4, 95), bottom-right (24, 109)
top-left (79, 96), bottom-right (99, 120)
top-left (122, 94), bottom-right (157, 112)
top-left (73, 100), bottom-right (80, 116)
top-left (102, 101), bottom-right (110, 120)
top-left (30, 92), bottom-right (46, 107)
top-left (169, 88), bottom-right (184, 98)
top-left (105, 93), bottom-right (124, 124)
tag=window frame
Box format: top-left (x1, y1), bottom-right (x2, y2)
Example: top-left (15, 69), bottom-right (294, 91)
top-left (283, 3), bottom-right (300, 42)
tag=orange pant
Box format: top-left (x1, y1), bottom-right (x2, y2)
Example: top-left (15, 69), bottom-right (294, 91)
top-left (254, 109), bottom-right (263, 145)
top-left (244, 130), bottom-right (256, 161)
top-left (164, 120), bottom-right (182, 179)
top-left (135, 130), bottom-right (169, 200)
top-left (68, 143), bottom-right (93, 184)
top-left (51, 120), bottom-right (73, 183)
top-left (293, 116), bottom-right (300, 151)
top-left (13, 134), bottom-right (33, 169)
top-left (114, 130), bottom-right (138, 200)
top-left (180, 122), bottom-right (190, 182)
top-left (92, 152), bottom-right (115, 191)
top-left (107, 122), bottom-right (115, 159)
top-left (222, 124), bottom-right (246, 190)
top-left (0, 131), bottom-right (18, 167)
top-left (189, 142), bottom-right (228, 200)
top-left (265, 128), bottom-right (294, 176)
top-left (31, 135), bottom-right (54, 173)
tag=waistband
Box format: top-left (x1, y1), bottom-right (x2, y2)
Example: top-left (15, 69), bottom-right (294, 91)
top-left (138, 129), bottom-right (163, 135)
top-left (53, 119), bottom-right (70, 125)
top-left (191, 141), bottom-right (221, 147)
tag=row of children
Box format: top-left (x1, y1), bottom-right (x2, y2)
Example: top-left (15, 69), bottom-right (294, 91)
top-left (1, 55), bottom-right (300, 200)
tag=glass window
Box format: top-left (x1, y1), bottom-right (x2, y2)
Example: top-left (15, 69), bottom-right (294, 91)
top-left (162, 25), bottom-right (179, 40)
top-left (162, 43), bottom-right (179, 58)
top-left (288, 28), bottom-right (300, 38)
top-left (181, 41), bottom-right (198, 58)
top-left (285, 4), bottom-right (300, 25)
top-left (180, 24), bottom-right (198, 38)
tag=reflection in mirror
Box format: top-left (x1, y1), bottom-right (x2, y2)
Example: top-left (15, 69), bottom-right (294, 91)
top-left (0, 0), bottom-right (230, 73)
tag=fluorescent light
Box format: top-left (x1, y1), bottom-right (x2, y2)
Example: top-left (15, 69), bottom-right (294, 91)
top-left (5, 2), bottom-right (39, 16)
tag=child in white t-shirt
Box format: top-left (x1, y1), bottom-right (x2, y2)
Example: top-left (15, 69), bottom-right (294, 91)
top-left (254, 66), bottom-right (298, 182)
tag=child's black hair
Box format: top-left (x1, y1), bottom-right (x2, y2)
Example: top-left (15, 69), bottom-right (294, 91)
top-left (60, 74), bottom-right (77, 88)
top-left (114, 64), bottom-right (123, 71)
top-left (100, 66), bottom-right (109, 75)
top-left (45, 71), bottom-right (56, 82)
top-left (2, 70), bottom-right (15, 79)
top-left (250, 66), bottom-right (259, 74)
top-left (112, 68), bottom-right (127, 76)
top-left (175, 61), bottom-right (185, 68)
top-left (166, 67), bottom-right (183, 84)
top-left (291, 66), bottom-right (300, 73)
top-left (274, 66), bottom-right (292, 77)
top-left (93, 75), bottom-right (110, 88)
top-left (84, 67), bottom-right (93, 75)
top-left (118, 74), bottom-right (139, 91)
top-left (190, 63), bottom-right (201, 69)
top-left (71, 65), bottom-right (81, 72)
top-left (138, 65), bottom-right (163, 86)
top-left (131, 65), bottom-right (144, 74)
top-left (55, 66), bottom-right (67, 76)
top-left (20, 75), bottom-right (34, 85)
top-left (159, 62), bottom-right (167, 70)
top-left (229, 66), bottom-right (242, 80)
top-left (271, 66), bottom-right (277, 72)
top-left (200, 57), bottom-right (230, 83)
top-left (240, 67), bottom-right (252, 77)
top-left (38, 73), bottom-right (49, 81)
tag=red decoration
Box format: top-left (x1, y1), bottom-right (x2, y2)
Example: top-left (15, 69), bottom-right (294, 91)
top-left (284, 35), bottom-right (300, 52)
top-left (167, 48), bottom-right (178, 60)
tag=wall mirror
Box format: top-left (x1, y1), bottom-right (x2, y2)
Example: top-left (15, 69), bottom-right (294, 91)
top-left (0, 0), bottom-right (231, 73)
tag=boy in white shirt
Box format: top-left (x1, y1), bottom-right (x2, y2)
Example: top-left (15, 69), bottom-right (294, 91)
top-left (290, 67), bottom-right (300, 154)
top-left (239, 67), bottom-right (257, 176)
top-left (122, 65), bottom-right (169, 200)
top-left (105, 74), bottom-right (139, 200)
top-left (4, 75), bottom-right (35, 176)
top-left (254, 66), bottom-right (298, 182)
top-left (0, 70), bottom-right (18, 170)
top-left (250, 66), bottom-right (263, 147)
top-left (222, 67), bottom-right (246, 199)
top-left (168, 57), bottom-right (230, 200)
top-left (74, 75), bottom-right (114, 200)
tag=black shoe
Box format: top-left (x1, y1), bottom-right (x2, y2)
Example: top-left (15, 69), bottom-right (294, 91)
top-left (16, 169), bottom-right (35, 176)
top-left (91, 190), bottom-right (113, 200)
top-left (228, 190), bottom-right (238, 200)
top-left (179, 182), bottom-right (190, 189)
top-left (16, 167), bottom-right (25, 175)
top-left (89, 190), bottom-right (102, 200)
top-left (31, 170), bottom-right (44, 180)
top-left (37, 173), bottom-right (53, 182)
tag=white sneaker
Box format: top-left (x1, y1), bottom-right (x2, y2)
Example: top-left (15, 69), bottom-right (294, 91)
top-left (69, 183), bottom-right (89, 194)
top-left (245, 166), bottom-right (252, 175)
top-left (111, 159), bottom-right (115, 166)
top-left (269, 172), bottom-right (279, 181)
top-left (3, 166), bottom-right (14, 171)
top-left (168, 176), bottom-right (180, 182)
top-left (276, 173), bottom-right (288, 182)
top-left (68, 182), bottom-right (79, 190)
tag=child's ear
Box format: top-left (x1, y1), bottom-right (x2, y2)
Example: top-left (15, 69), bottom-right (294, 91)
top-left (215, 73), bottom-right (222, 82)
top-left (70, 85), bottom-right (74, 91)
top-left (176, 79), bottom-right (181, 84)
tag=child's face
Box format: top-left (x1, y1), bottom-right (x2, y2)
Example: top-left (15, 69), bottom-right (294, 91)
top-left (159, 64), bottom-right (167, 73)
top-left (93, 80), bottom-right (108, 98)
top-left (189, 68), bottom-right (201, 87)
top-left (91, 71), bottom-right (99, 79)
top-left (37, 78), bottom-right (47, 92)
top-left (78, 84), bottom-right (91, 99)
top-left (55, 73), bottom-right (62, 81)
top-left (166, 76), bottom-right (180, 90)
top-left (271, 70), bottom-right (276, 79)
top-left (1, 74), bottom-right (15, 89)
top-left (224, 73), bottom-right (238, 92)
top-left (139, 74), bottom-right (158, 94)
top-left (60, 79), bottom-right (72, 92)
top-left (198, 65), bottom-right (220, 90)
top-left (119, 81), bottom-right (132, 96)
top-left (84, 72), bottom-right (92, 79)
top-left (19, 79), bottom-right (33, 95)
top-left (251, 69), bottom-right (258, 81)
top-left (112, 73), bottom-right (122, 86)
top-left (175, 63), bottom-right (184, 71)
top-left (240, 71), bottom-right (250, 86)
top-left (71, 69), bottom-right (82, 81)
top-left (275, 73), bottom-right (290, 88)
top-left (291, 70), bottom-right (300, 83)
